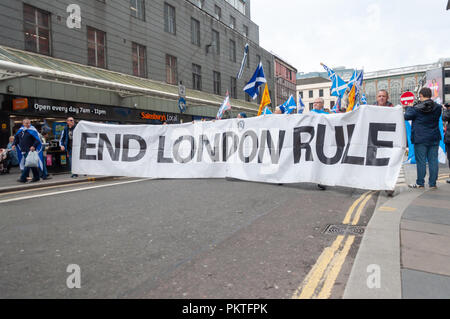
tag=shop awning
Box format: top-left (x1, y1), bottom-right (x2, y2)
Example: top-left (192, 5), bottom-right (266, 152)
top-left (0, 45), bottom-right (259, 113)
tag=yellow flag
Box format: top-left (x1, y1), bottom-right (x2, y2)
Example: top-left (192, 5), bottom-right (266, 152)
top-left (346, 84), bottom-right (356, 112)
top-left (257, 83), bottom-right (271, 116)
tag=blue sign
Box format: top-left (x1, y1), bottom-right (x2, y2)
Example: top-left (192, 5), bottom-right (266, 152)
top-left (178, 97), bottom-right (186, 113)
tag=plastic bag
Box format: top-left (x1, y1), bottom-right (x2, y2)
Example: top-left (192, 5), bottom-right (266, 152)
top-left (25, 151), bottom-right (39, 168)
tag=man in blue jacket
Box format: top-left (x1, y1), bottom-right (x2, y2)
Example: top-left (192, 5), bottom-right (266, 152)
top-left (59, 117), bottom-right (77, 178)
top-left (404, 88), bottom-right (442, 189)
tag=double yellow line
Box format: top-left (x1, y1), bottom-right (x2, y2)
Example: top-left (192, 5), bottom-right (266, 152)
top-left (292, 191), bottom-right (375, 299)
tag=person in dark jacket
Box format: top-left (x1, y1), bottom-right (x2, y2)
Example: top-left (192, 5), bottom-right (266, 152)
top-left (59, 117), bottom-right (77, 178)
top-left (443, 103), bottom-right (450, 183)
top-left (404, 88), bottom-right (442, 189)
top-left (12, 119), bottom-right (42, 183)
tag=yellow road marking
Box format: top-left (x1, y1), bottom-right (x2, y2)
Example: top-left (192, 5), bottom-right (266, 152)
top-left (342, 191), bottom-right (372, 225)
top-left (316, 235), bottom-right (355, 299)
top-left (292, 189), bottom-right (376, 299)
top-left (292, 236), bottom-right (344, 299)
top-left (378, 206), bottom-right (397, 212)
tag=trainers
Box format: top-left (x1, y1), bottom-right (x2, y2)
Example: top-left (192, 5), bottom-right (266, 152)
top-left (408, 184), bottom-right (424, 189)
top-left (430, 186), bottom-right (437, 190)
top-left (71, 174), bottom-right (78, 178)
top-left (42, 176), bottom-right (52, 180)
top-left (317, 184), bottom-right (327, 190)
top-left (17, 179), bottom-right (27, 183)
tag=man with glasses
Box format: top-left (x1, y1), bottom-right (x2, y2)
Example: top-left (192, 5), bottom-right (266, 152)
top-left (60, 117), bottom-right (77, 178)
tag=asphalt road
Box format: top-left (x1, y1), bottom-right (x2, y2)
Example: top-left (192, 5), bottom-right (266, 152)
top-left (0, 178), bottom-right (377, 298)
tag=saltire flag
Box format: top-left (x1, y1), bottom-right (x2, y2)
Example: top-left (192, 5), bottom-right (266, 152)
top-left (347, 70), bottom-right (364, 112)
top-left (236, 43), bottom-right (249, 80)
top-left (262, 106), bottom-right (272, 115)
top-left (257, 83), bottom-right (271, 116)
top-left (279, 95), bottom-right (297, 114)
top-left (347, 70), bottom-right (358, 90)
top-left (321, 63), bottom-right (347, 98)
top-left (14, 125), bottom-right (44, 171)
top-left (297, 95), bottom-right (305, 114)
top-left (331, 96), bottom-right (341, 113)
top-left (361, 93), bottom-right (368, 105)
top-left (404, 117), bottom-right (447, 164)
top-left (216, 91), bottom-right (231, 119)
top-left (244, 62), bottom-right (266, 100)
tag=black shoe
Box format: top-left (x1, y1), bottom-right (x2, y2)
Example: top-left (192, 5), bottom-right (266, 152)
top-left (30, 179), bottom-right (40, 183)
top-left (318, 184), bottom-right (326, 190)
top-left (447, 179), bottom-right (450, 184)
top-left (42, 176), bottom-right (52, 180)
top-left (385, 190), bottom-right (394, 197)
top-left (17, 179), bottom-right (27, 183)
top-left (71, 174), bottom-right (78, 178)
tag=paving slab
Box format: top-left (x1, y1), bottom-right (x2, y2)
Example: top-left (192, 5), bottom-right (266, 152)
top-left (401, 220), bottom-right (450, 237)
top-left (402, 205), bottom-right (450, 226)
top-left (402, 269), bottom-right (450, 299)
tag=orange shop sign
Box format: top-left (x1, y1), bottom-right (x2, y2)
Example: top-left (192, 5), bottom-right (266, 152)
top-left (140, 112), bottom-right (167, 122)
top-left (12, 98), bottom-right (29, 110)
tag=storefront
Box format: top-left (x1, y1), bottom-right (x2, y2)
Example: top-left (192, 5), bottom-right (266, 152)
top-left (0, 94), bottom-right (192, 172)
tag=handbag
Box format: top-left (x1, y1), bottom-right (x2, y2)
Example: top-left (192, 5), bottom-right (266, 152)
top-left (25, 151), bottom-right (39, 168)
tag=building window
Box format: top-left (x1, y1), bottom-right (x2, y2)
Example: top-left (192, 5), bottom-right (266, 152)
top-left (165, 54), bottom-right (177, 85)
top-left (130, 0), bottom-right (145, 20)
top-left (214, 5), bottom-right (222, 20)
top-left (309, 103), bottom-right (314, 110)
top-left (196, 0), bottom-right (205, 9)
top-left (230, 77), bottom-right (237, 99)
top-left (230, 15), bottom-right (235, 29)
top-left (192, 64), bottom-right (202, 91)
top-left (23, 4), bottom-right (51, 55)
top-left (243, 25), bottom-right (248, 37)
top-left (87, 26), bottom-right (106, 68)
top-left (256, 55), bottom-right (261, 63)
top-left (319, 89), bottom-right (324, 97)
top-left (309, 90), bottom-right (313, 98)
top-left (164, 3), bottom-right (176, 34)
top-left (213, 71), bottom-right (221, 95)
top-left (132, 42), bottom-right (146, 78)
top-left (212, 30), bottom-right (220, 55)
top-left (191, 18), bottom-right (200, 46)
top-left (330, 101), bottom-right (335, 108)
top-left (299, 91), bottom-right (303, 99)
top-left (229, 39), bottom-right (236, 62)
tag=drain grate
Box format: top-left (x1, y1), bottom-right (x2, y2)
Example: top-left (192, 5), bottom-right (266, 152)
top-left (323, 224), bottom-right (365, 236)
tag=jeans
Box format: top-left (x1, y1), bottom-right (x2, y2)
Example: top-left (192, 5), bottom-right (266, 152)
top-left (40, 153), bottom-right (48, 178)
top-left (414, 143), bottom-right (439, 187)
top-left (20, 152), bottom-right (40, 182)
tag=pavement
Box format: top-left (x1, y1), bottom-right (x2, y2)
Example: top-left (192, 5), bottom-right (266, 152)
top-left (1, 164), bottom-right (449, 299)
top-left (0, 166), bottom-right (114, 194)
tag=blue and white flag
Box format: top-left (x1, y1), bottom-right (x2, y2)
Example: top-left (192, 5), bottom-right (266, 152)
top-left (280, 95), bottom-right (297, 114)
top-left (404, 117), bottom-right (447, 164)
top-left (243, 62), bottom-right (266, 100)
top-left (14, 125), bottom-right (44, 171)
top-left (262, 106), bottom-right (272, 115)
top-left (297, 95), bottom-right (305, 114)
top-left (347, 70), bottom-right (358, 90)
top-left (216, 92), bottom-right (231, 119)
top-left (322, 63), bottom-right (347, 98)
top-left (236, 43), bottom-right (249, 80)
top-left (361, 94), bottom-right (368, 105)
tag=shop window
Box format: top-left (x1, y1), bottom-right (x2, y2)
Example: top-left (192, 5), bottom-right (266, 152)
top-left (132, 42), bottom-right (147, 78)
top-left (23, 4), bottom-right (51, 55)
top-left (87, 26), bottom-right (106, 68)
top-left (165, 54), bottom-right (177, 85)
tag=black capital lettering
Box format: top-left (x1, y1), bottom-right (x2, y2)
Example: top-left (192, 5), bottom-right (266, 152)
top-left (157, 136), bottom-right (173, 163)
top-left (173, 135), bottom-right (196, 163)
top-left (98, 133), bottom-right (121, 161)
top-left (342, 124), bottom-right (365, 165)
top-left (258, 130), bottom-right (285, 164)
top-left (293, 126), bottom-right (315, 163)
top-left (222, 132), bottom-right (239, 162)
top-left (316, 124), bottom-right (345, 165)
top-left (365, 123), bottom-right (396, 166)
top-left (79, 132), bottom-right (97, 160)
top-left (121, 134), bottom-right (146, 162)
top-left (238, 131), bottom-right (258, 163)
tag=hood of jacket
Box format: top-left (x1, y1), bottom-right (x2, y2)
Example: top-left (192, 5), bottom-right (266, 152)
top-left (415, 99), bottom-right (436, 113)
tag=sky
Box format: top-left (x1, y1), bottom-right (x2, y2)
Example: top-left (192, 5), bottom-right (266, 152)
top-left (251, 0), bottom-right (450, 74)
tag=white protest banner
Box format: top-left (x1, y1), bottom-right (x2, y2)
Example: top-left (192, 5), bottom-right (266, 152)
top-left (72, 105), bottom-right (406, 190)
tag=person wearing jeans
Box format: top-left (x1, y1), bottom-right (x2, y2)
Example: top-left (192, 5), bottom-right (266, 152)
top-left (404, 87), bottom-right (442, 189)
top-left (12, 119), bottom-right (41, 183)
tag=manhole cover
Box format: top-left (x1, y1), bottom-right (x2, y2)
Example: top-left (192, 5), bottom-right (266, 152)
top-left (323, 224), bottom-right (365, 236)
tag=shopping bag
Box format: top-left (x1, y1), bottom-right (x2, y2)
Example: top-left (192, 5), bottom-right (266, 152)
top-left (46, 154), bottom-right (52, 166)
top-left (25, 151), bottom-right (39, 168)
